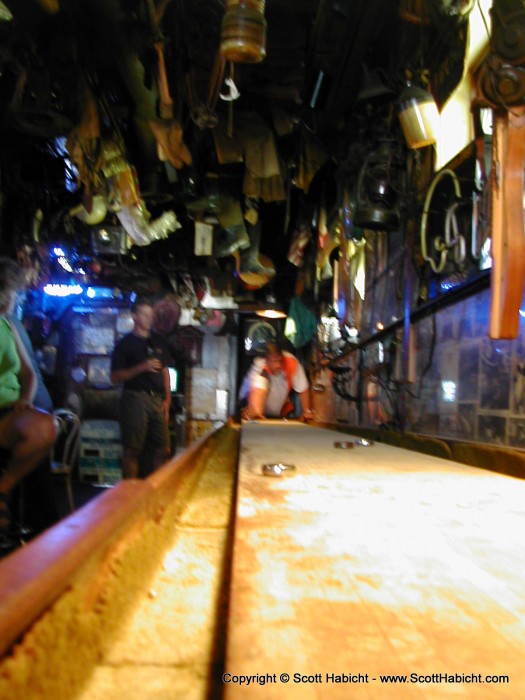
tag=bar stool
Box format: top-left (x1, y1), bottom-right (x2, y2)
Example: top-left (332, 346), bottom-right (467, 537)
top-left (0, 447), bottom-right (28, 552)
top-left (50, 409), bottom-right (81, 513)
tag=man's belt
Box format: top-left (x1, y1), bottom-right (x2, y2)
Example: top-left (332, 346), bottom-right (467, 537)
top-left (124, 389), bottom-right (163, 398)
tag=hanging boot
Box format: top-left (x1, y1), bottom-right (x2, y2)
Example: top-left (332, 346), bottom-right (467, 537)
top-left (215, 225), bottom-right (250, 257)
top-left (240, 220), bottom-right (276, 276)
top-left (185, 172), bottom-right (221, 218)
top-left (214, 195), bottom-right (251, 257)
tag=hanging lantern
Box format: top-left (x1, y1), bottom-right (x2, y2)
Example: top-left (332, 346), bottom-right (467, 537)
top-left (353, 138), bottom-right (405, 230)
top-left (219, 0), bottom-right (267, 64)
top-left (398, 82), bottom-right (441, 149)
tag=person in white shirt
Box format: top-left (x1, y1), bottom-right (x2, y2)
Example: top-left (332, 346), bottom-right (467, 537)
top-left (241, 341), bottom-right (313, 422)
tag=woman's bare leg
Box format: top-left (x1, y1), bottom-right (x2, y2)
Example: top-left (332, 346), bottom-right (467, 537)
top-left (0, 409), bottom-right (57, 496)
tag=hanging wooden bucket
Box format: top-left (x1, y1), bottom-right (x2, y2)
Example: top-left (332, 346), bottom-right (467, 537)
top-left (219, 1), bottom-right (266, 63)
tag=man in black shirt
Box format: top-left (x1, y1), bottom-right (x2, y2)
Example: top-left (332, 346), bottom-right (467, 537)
top-left (110, 298), bottom-right (171, 478)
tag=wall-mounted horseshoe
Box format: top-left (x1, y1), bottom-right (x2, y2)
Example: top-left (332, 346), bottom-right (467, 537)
top-left (420, 168), bottom-right (462, 274)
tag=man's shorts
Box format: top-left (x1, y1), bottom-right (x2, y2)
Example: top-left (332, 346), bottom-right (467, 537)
top-left (119, 390), bottom-right (169, 453)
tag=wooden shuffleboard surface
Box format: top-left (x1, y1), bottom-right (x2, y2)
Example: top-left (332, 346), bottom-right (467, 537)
top-left (224, 421), bottom-right (525, 699)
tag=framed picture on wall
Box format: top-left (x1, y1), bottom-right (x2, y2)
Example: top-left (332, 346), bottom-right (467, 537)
top-left (478, 414), bottom-right (506, 445)
top-left (480, 339), bottom-right (511, 411)
top-left (509, 418), bottom-right (525, 448)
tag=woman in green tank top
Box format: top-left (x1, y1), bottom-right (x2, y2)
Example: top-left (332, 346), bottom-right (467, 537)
top-left (0, 316), bottom-right (22, 410)
top-left (0, 258), bottom-right (57, 540)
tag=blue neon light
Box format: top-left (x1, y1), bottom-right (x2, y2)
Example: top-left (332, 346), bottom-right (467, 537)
top-left (43, 283), bottom-right (84, 297)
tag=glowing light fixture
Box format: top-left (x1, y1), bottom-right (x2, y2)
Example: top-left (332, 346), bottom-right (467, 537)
top-left (58, 256), bottom-right (73, 273)
top-left (43, 283), bottom-right (83, 297)
top-left (256, 295), bottom-right (286, 319)
top-left (398, 83), bottom-right (440, 149)
top-left (441, 380), bottom-right (456, 403)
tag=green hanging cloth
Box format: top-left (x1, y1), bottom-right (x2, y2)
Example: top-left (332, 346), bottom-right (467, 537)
top-left (284, 296), bottom-right (318, 349)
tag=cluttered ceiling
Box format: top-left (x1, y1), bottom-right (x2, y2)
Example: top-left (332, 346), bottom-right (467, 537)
top-left (0, 0), bottom-right (477, 308)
